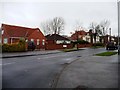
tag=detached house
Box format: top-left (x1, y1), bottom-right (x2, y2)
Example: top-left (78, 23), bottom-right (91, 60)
top-left (71, 30), bottom-right (100, 43)
top-left (71, 30), bottom-right (91, 42)
top-left (1, 24), bottom-right (46, 49)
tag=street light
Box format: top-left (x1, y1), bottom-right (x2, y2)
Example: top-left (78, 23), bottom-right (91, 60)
top-left (109, 28), bottom-right (111, 42)
top-left (76, 30), bottom-right (79, 50)
top-left (118, 0), bottom-right (120, 55)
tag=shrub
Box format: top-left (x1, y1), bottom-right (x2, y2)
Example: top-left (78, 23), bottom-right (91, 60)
top-left (27, 41), bottom-right (36, 51)
top-left (2, 40), bottom-right (26, 52)
top-left (72, 40), bottom-right (89, 44)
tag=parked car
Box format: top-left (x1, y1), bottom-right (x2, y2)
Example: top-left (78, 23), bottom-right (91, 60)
top-left (106, 42), bottom-right (118, 50)
top-left (28, 41), bottom-right (36, 51)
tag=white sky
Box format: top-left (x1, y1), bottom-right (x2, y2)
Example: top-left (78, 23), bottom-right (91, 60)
top-left (0, 0), bottom-right (118, 36)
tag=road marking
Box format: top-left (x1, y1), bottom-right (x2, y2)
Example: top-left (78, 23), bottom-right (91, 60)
top-left (0, 62), bottom-right (15, 66)
top-left (37, 54), bottom-right (66, 60)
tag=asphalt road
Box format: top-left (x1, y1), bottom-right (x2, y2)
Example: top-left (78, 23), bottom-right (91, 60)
top-left (2, 48), bottom-right (108, 88)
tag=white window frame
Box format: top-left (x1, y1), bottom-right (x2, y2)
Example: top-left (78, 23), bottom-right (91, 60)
top-left (31, 39), bottom-right (34, 42)
top-left (42, 39), bottom-right (45, 45)
top-left (0, 38), bottom-right (1, 44)
top-left (4, 38), bottom-right (8, 44)
top-left (37, 39), bottom-right (40, 45)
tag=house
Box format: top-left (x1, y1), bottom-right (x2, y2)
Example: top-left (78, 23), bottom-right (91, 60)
top-left (46, 34), bottom-right (71, 44)
top-left (1, 24), bottom-right (46, 50)
top-left (99, 35), bottom-right (117, 45)
top-left (71, 30), bottom-right (91, 42)
top-left (45, 34), bottom-right (72, 50)
top-left (70, 30), bottom-right (100, 43)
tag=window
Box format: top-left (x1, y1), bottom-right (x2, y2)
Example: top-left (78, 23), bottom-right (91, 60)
top-left (0, 38), bottom-right (1, 44)
top-left (2, 30), bottom-right (4, 35)
top-left (31, 39), bottom-right (34, 42)
top-left (56, 40), bottom-right (63, 44)
top-left (4, 38), bottom-right (8, 44)
top-left (25, 39), bottom-right (28, 42)
top-left (42, 39), bottom-right (45, 45)
top-left (37, 39), bottom-right (40, 45)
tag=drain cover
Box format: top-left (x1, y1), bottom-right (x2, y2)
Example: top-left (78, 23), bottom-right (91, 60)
top-left (77, 56), bottom-right (81, 57)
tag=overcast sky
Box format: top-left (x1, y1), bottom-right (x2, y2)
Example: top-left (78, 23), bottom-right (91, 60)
top-left (0, 0), bottom-right (118, 36)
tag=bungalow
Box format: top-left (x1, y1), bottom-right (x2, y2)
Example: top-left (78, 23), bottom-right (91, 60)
top-left (45, 34), bottom-right (72, 50)
top-left (1, 24), bottom-right (46, 50)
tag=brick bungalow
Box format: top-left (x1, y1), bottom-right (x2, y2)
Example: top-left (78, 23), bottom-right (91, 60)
top-left (45, 34), bottom-right (72, 50)
top-left (1, 24), bottom-right (46, 50)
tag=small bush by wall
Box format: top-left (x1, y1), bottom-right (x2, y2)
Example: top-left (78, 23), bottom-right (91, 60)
top-left (2, 40), bottom-right (26, 52)
top-left (72, 40), bottom-right (89, 44)
top-left (72, 40), bottom-right (90, 47)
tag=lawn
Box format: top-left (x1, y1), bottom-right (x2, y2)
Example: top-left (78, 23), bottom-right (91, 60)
top-left (95, 51), bottom-right (118, 56)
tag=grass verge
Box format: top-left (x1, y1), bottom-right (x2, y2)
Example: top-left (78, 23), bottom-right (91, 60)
top-left (95, 51), bottom-right (118, 56)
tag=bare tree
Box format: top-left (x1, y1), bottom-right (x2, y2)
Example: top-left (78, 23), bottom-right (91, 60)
top-left (89, 22), bottom-right (97, 33)
top-left (89, 22), bottom-right (98, 43)
top-left (41, 17), bottom-right (65, 35)
top-left (52, 17), bottom-right (65, 34)
top-left (100, 19), bottom-right (110, 36)
top-left (73, 20), bottom-right (84, 31)
top-left (41, 20), bottom-right (53, 35)
top-left (89, 20), bottom-right (110, 43)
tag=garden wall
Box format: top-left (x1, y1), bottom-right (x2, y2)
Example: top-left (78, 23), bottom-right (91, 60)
top-left (45, 44), bottom-right (73, 50)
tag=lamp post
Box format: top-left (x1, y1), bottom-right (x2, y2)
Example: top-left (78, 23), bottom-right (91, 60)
top-left (109, 28), bottom-right (111, 42)
top-left (76, 30), bottom-right (79, 50)
top-left (118, 0), bottom-right (120, 55)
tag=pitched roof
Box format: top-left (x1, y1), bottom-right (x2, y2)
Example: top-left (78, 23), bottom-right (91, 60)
top-left (1, 24), bottom-right (41, 38)
top-left (45, 34), bottom-right (70, 41)
top-left (75, 30), bottom-right (87, 35)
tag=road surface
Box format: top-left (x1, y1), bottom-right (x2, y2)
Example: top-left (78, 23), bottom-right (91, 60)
top-left (2, 48), bottom-right (114, 88)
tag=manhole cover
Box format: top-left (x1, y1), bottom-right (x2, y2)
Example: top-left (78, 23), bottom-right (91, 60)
top-left (77, 56), bottom-right (81, 57)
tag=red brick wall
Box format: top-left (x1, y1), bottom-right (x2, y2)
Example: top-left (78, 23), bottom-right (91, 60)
top-left (78, 44), bottom-right (92, 48)
top-left (45, 44), bottom-right (73, 50)
top-left (28, 30), bottom-right (46, 49)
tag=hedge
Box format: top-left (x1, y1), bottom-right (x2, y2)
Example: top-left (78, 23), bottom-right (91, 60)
top-left (2, 40), bottom-right (26, 52)
top-left (72, 40), bottom-right (90, 44)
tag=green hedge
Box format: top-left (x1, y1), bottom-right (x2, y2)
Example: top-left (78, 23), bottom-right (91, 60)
top-left (2, 40), bottom-right (26, 52)
top-left (72, 40), bottom-right (89, 44)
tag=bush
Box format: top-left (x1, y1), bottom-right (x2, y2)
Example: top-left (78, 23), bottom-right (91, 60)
top-left (72, 40), bottom-right (89, 44)
top-left (27, 41), bottom-right (36, 51)
top-left (2, 40), bottom-right (26, 52)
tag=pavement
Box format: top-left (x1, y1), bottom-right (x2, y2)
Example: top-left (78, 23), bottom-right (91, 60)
top-left (56, 53), bottom-right (119, 88)
top-left (2, 50), bottom-right (61, 58)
